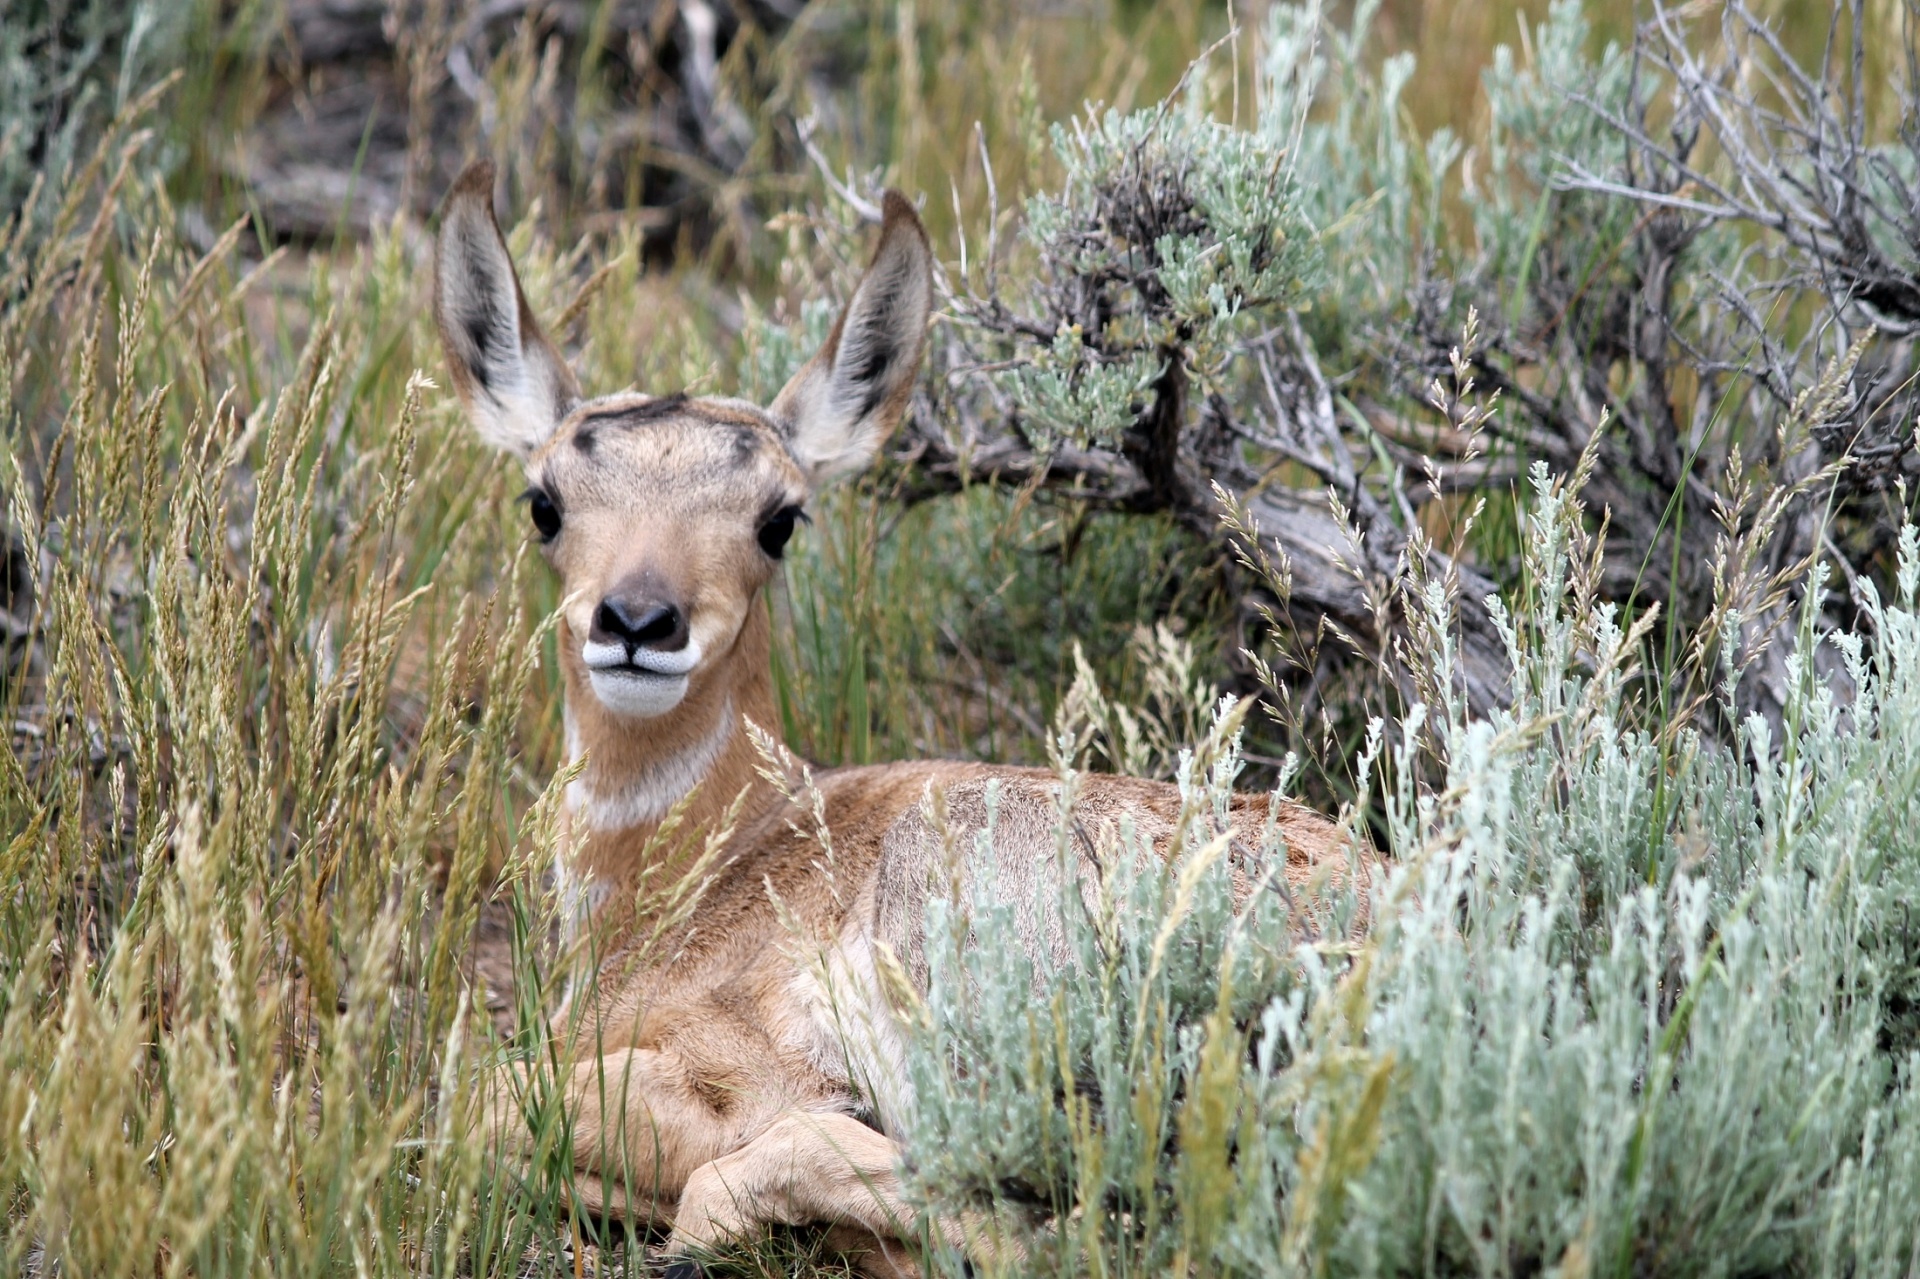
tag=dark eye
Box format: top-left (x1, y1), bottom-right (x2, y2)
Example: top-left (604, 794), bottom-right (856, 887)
top-left (525, 488), bottom-right (562, 541)
top-left (757, 504), bottom-right (805, 559)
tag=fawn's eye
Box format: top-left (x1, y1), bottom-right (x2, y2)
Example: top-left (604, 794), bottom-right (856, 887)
top-left (524, 488), bottom-right (562, 541)
top-left (757, 505), bottom-right (805, 559)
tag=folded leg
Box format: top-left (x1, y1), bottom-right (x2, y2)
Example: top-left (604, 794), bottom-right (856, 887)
top-left (665, 1111), bottom-right (917, 1254)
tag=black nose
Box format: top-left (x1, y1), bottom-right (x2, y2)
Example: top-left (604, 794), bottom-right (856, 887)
top-left (593, 596), bottom-right (689, 652)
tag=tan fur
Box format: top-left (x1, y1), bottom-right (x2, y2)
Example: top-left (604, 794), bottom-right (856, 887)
top-left (435, 164), bottom-right (1364, 1269)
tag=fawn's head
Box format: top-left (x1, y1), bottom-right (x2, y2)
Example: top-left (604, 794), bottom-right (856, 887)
top-left (433, 162), bottom-right (932, 721)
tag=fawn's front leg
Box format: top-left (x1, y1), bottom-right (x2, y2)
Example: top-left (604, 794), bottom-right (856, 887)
top-left (664, 1111), bottom-right (917, 1254)
top-left (664, 1110), bottom-right (1027, 1276)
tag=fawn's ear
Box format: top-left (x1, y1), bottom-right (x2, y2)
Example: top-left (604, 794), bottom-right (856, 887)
top-left (770, 191), bottom-right (933, 487)
top-left (433, 160), bottom-right (580, 459)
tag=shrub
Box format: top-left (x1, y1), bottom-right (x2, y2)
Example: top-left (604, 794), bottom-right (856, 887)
top-left (898, 456), bottom-right (1920, 1276)
top-left (883, 0), bottom-right (1920, 780)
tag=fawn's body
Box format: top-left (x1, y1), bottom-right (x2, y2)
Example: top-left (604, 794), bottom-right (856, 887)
top-left (434, 161), bottom-right (1356, 1271)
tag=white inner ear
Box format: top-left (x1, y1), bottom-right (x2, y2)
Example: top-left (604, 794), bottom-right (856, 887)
top-left (436, 204), bottom-right (574, 459)
top-left (779, 232), bottom-right (932, 485)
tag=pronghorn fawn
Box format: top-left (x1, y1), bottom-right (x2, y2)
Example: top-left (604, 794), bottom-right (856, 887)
top-left (433, 160), bottom-right (1360, 1274)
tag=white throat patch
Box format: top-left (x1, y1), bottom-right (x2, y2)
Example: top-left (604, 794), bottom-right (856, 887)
top-left (565, 697), bottom-right (736, 832)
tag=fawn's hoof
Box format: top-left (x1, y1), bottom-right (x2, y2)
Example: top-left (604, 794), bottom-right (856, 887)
top-left (657, 1260), bottom-right (705, 1279)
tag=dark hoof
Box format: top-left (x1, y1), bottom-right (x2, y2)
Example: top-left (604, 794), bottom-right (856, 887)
top-left (658, 1260), bottom-right (705, 1279)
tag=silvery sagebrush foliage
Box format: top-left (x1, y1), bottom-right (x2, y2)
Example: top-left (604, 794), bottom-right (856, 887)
top-left (994, 91), bottom-right (1322, 451)
top-left (892, 456), bottom-right (1920, 1276)
top-left (845, 0), bottom-right (1920, 758)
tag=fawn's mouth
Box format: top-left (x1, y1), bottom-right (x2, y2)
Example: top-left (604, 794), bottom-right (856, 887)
top-left (581, 640), bottom-right (702, 716)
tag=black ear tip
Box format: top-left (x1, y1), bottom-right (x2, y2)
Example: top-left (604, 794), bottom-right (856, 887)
top-left (454, 158), bottom-right (496, 194)
top-left (439, 160), bottom-right (499, 225)
top-left (879, 190), bottom-right (926, 240)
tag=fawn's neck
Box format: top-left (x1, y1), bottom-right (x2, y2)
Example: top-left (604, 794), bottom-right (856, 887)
top-left (559, 604), bottom-right (786, 896)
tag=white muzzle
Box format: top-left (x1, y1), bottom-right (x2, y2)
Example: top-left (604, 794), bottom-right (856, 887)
top-left (582, 638), bottom-right (702, 717)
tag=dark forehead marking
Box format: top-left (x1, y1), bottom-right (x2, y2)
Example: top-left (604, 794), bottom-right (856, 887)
top-left (624, 392), bottom-right (689, 422)
top-left (575, 392), bottom-right (689, 429)
top-left (555, 393), bottom-right (784, 475)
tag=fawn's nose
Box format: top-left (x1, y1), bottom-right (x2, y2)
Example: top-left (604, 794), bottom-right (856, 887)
top-left (592, 594), bottom-right (690, 653)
